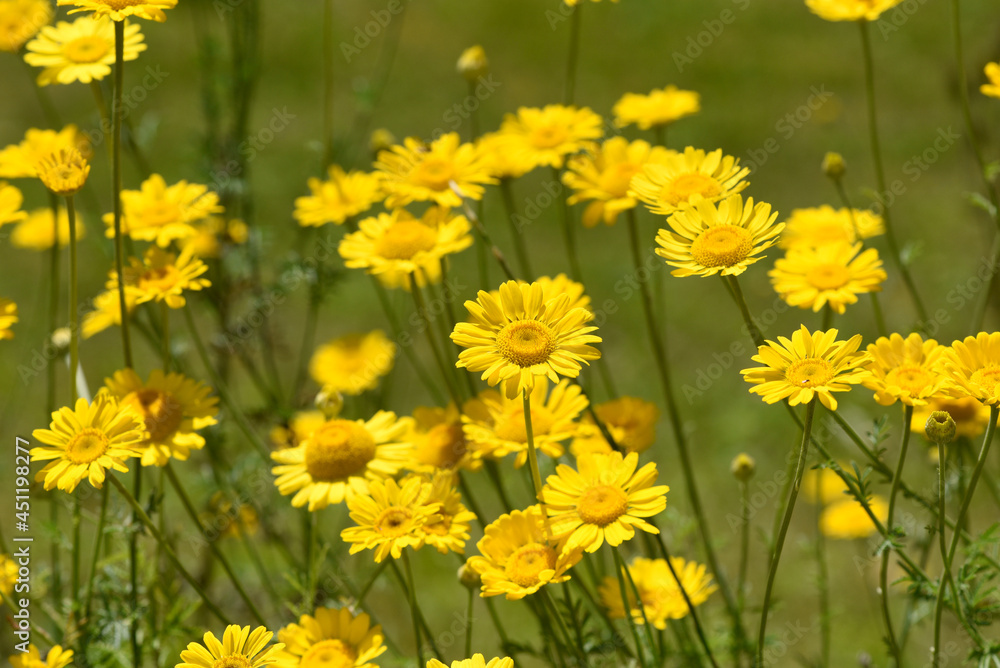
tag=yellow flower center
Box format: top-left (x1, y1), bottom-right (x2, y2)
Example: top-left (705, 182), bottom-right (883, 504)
top-left (661, 172), bottom-right (722, 207)
top-left (213, 657), bottom-right (252, 668)
top-left (689, 225), bottom-right (753, 268)
top-left (885, 365), bottom-right (935, 396)
top-left (576, 484), bottom-right (629, 526)
top-left (494, 405), bottom-right (556, 443)
top-left (299, 639), bottom-right (358, 668)
top-left (600, 163), bottom-right (642, 198)
top-left (969, 366), bottom-right (1000, 398)
top-left (373, 507), bottom-right (414, 538)
top-left (785, 358), bottom-right (835, 388)
top-left (64, 35), bottom-right (109, 63)
top-left (417, 423), bottom-right (467, 468)
top-left (505, 542), bottom-right (557, 587)
top-left (413, 157), bottom-right (455, 191)
top-left (304, 420), bottom-right (376, 481)
top-left (424, 513), bottom-right (453, 537)
top-left (375, 220), bottom-right (437, 260)
top-left (495, 320), bottom-right (556, 368)
top-left (806, 263), bottom-right (850, 290)
top-left (100, 0), bottom-right (146, 9)
top-left (126, 388), bottom-right (184, 442)
top-left (138, 265), bottom-right (182, 294)
top-left (65, 428), bottom-right (110, 464)
top-left (530, 124), bottom-right (568, 149)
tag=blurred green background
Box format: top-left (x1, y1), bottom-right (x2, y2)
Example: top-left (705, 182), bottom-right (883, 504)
top-left (2, 0), bottom-right (1000, 665)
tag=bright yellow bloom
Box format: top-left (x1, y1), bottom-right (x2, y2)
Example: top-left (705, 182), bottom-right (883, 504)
top-left (35, 147), bottom-right (89, 195)
top-left (563, 137), bottom-right (672, 227)
top-left (466, 506), bottom-right (583, 600)
top-left (655, 194), bottom-right (782, 277)
top-left (274, 607), bottom-right (387, 668)
top-left (271, 411), bottom-right (413, 511)
top-left (30, 394), bottom-right (144, 493)
top-left (499, 105), bottom-right (604, 173)
top-left (177, 625), bottom-right (284, 668)
top-left (309, 330), bottom-right (396, 396)
top-left (476, 131), bottom-right (529, 180)
top-left (630, 147), bottom-right (750, 216)
top-left (540, 451), bottom-right (668, 553)
top-left (570, 396), bottom-right (659, 456)
top-left (427, 656), bottom-right (514, 668)
top-left (943, 332), bottom-right (1000, 405)
top-left (801, 466), bottom-right (849, 505)
top-left (451, 280), bottom-right (601, 400)
top-left (982, 62), bottom-right (1000, 99)
top-left (375, 133), bottom-right (495, 208)
top-left (769, 242), bottom-right (886, 314)
top-left (408, 403), bottom-right (474, 471)
top-left (104, 368), bottom-right (219, 467)
top-left (806, 0), bottom-right (903, 22)
top-left (820, 496), bottom-right (888, 539)
top-left (778, 206), bottom-right (884, 249)
top-left (0, 0), bottom-right (51, 53)
top-left (0, 554), bottom-right (17, 598)
top-left (339, 208), bottom-right (473, 290)
top-left (341, 475), bottom-right (441, 562)
top-left (59, 0), bottom-right (176, 22)
top-left (613, 86), bottom-right (700, 130)
top-left (462, 379), bottom-right (587, 468)
top-left (270, 410), bottom-right (326, 450)
top-left (478, 274), bottom-right (591, 315)
top-left (110, 246), bottom-right (210, 309)
top-left (0, 299), bottom-right (18, 340)
top-left (0, 125), bottom-right (88, 179)
top-left (599, 557), bottom-right (716, 629)
top-left (81, 287), bottom-right (138, 339)
top-left (0, 181), bottom-right (27, 227)
top-left (24, 15), bottom-right (144, 85)
top-left (741, 326), bottom-right (871, 411)
top-left (418, 471), bottom-right (477, 554)
top-left (912, 396), bottom-right (993, 440)
top-left (10, 206), bottom-right (85, 250)
top-left (8, 645), bottom-right (73, 668)
top-left (862, 333), bottom-right (949, 407)
top-left (106, 173), bottom-right (224, 247)
top-left (294, 165), bottom-right (383, 227)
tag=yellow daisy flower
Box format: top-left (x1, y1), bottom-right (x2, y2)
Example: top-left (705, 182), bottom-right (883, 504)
top-left (540, 451), bottom-right (668, 553)
top-left (418, 471), bottom-right (477, 554)
top-left (341, 475), bottom-right (441, 562)
top-left (35, 147), bottom-right (89, 196)
top-left (274, 607), bottom-right (387, 668)
top-left (374, 132), bottom-right (496, 208)
top-left (769, 242), bottom-right (886, 314)
top-left (309, 330), bottom-right (396, 396)
top-left (427, 656), bottom-right (514, 668)
top-left (408, 403), bottom-right (475, 472)
top-left (476, 131), bottom-right (530, 180)
top-left (462, 379), bottom-right (588, 468)
top-left (339, 208), bottom-right (473, 290)
top-left (111, 246), bottom-right (211, 309)
top-left (912, 395), bottom-right (993, 440)
top-left (862, 333), bottom-right (950, 407)
top-left (104, 368), bottom-right (219, 467)
top-left (0, 0), bottom-right (51, 53)
top-left (477, 274), bottom-right (592, 316)
top-left (30, 393), bottom-right (144, 493)
top-left (0, 299), bottom-right (17, 340)
top-left (451, 280), bottom-right (602, 400)
top-left (777, 205), bottom-right (884, 249)
top-left (499, 104), bottom-right (604, 173)
top-left (59, 0), bottom-right (176, 22)
top-left (570, 396), bottom-right (659, 456)
top-left (293, 165), bottom-right (383, 227)
top-left (10, 206), bottom-right (85, 250)
top-left (176, 625), bottom-right (284, 668)
top-left (0, 553), bottom-right (17, 598)
top-left (8, 645), bottom-right (73, 668)
top-left (820, 496), bottom-right (888, 539)
top-left (0, 125), bottom-right (87, 178)
top-left (801, 466), bottom-right (849, 505)
top-left (599, 557), bottom-right (716, 629)
top-left (271, 411), bottom-right (413, 511)
top-left (0, 181), bottom-right (27, 227)
top-left (612, 86), bottom-right (700, 130)
top-left (24, 15), bottom-right (144, 85)
top-left (806, 0), bottom-right (904, 22)
top-left (630, 147), bottom-right (750, 216)
top-left (741, 326), bottom-right (871, 411)
top-left (81, 287), bottom-right (138, 339)
top-left (942, 332), bottom-right (1000, 405)
top-left (466, 506), bottom-right (583, 600)
top-left (105, 173), bottom-right (224, 247)
top-left (270, 410), bottom-right (327, 450)
top-left (563, 137), bottom-right (672, 227)
top-left (982, 62), bottom-right (1000, 99)
top-left (655, 194), bottom-right (782, 277)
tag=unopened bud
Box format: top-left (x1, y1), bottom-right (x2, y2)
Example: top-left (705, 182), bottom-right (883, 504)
top-left (315, 387), bottom-right (344, 418)
top-left (457, 45), bottom-right (489, 81)
top-left (925, 411), bottom-right (957, 444)
top-left (51, 327), bottom-right (71, 352)
top-left (822, 152), bottom-right (846, 180)
top-left (369, 128), bottom-right (396, 155)
top-left (458, 562), bottom-right (481, 590)
top-left (730, 453), bottom-right (756, 482)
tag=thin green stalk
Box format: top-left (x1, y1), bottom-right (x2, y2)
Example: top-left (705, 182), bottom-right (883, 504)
top-left (858, 19), bottom-right (928, 324)
top-left (410, 275), bottom-right (462, 407)
top-left (467, 78), bottom-right (481, 141)
top-left (484, 597), bottom-right (511, 651)
top-left (356, 560), bottom-right (389, 606)
top-left (291, 275), bottom-right (321, 402)
top-left (66, 195), bottom-right (78, 402)
top-left (112, 20), bottom-right (133, 369)
top-left (612, 548), bottom-right (649, 668)
top-left (322, 0), bottom-right (336, 166)
top-left (161, 301), bottom-right (170, 370)
top-left (306, 511), bottom-right (318, 610)
top-left (484, 459), bottom-right (516, 511)
top-left (465, 587), bottom-right (475, 658)
top-left (814, 488), bottom-right (830, 668)
top-left (71, 498), bottom-right (81, 621)
top-left (554, 167), bottom-right (583, 282)
top-left (619, 549), bottom-right (662, 667)
top-left (402, 551), bottom-right (429, 663)
top-left (455, 191), bottom-right (518, 281)
top-left (82, 485), bottom-right (110, 625)
top-left (541, 586), bottom-right (587, 667)
top-left (738, 480), bottom-right (750, 620)
top-left (499, 179), bottom-right (534, 277)
top-left (108, 475), bottom-right (231, 624)
top-left (522, 389), bottom-right (543, 500)
top-left (757, 400), bottom-right (816, 667)
top-left (45, 194), bottom-right (62, 606)
top-left (129, 465), bottom-right (141, 668)
top-left (562, 582), bottom-right (587, 662)
top-left (832, 180), bottom-right (888, 336)
top-left (880, 405), bottom-right (913, 667)
top-left (563, 3), bottom-right (582, 105)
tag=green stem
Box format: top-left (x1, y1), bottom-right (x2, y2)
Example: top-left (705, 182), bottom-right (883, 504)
top-left (541, 587), bottom-right (587, 667)
top-left (66, 195), bottom-right (78, 402)
top-left (456, 192), bottom-right (518, 281)
top-left (160, 301), bottom-right (170, 371)
top-left (555, 167), bottom-right (583, 283)
top-left (612, 549), bottom-right (649, 668)
top-left (322, 0), bottom-right (336, 166)
top-left (757, 400), bottom-right (816, 666)
top-left (620, 550), bottom-right (662, 667)
top-left (401, 551), bottom-right (428, 663)
top-left (45, 194), bottom-right (62, 608)
top-left (880, 405), bottom-right (913, 667)
top-left (112, 20), bottom-right (133, 369)
top-left (82, 485), bottom-right (109, 626)
top-left (410, 275), bottom-right (462, 407)
top-left (738, 480), bottom-right (750, 620)
top-left (522, 389), bottom-right (543, 500)
top-left (831, 180), bottom-right (888, 336)
top-left (815, 491), bottom-right (830, 668)
top-left (563, 3), bottom-right (582, 105)
top-left (129, 465), bottom-right (141, 668)
top-left (499, 179), bottom-right (534, 277)
top-left (464, 587), bottom-right (475, 658)
top-left (306, 510), bottom-right (318, 610)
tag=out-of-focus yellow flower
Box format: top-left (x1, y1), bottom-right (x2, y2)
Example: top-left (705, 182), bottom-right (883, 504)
top-left (374, 133), bottom-right (495, 208)
top-left (457, 45), bottom-right (488, 81)
top-left (806, 0), bottom-right (903, 22)
top-left (613, 86), bottom-right (700, 131)
top-left (274, 607), bottom-right (387, 668)
top-left (82, 287), bottom-right (138, 339)
top-left (427, 657), bottom-right (514, 668)
top-left (0, 298), bottom-right (17, 340)
top-left (498, 105), bottom-right (604, 173)
top-left (0, 181), bottom-right (27, 227)
top-left (309, 330), bottom-right (396, 396)
top-left (769, 242), bottom-right (886, 314)
top-left (35, 147), bottom-right (89, 195)
top-left (599, 557), bottom-right (716, 628)
top-left (176, 625), bottom-right (284, 668)
top-left (778, 206), bottom-right (883, 250)
top-left (801, 467), bottom-right (849, 505)
top-left (293, 165), bottom-right (383, 227)
top-left (570, 396), bottom-right (658, 456)
top-left (105, 173), bottom-right (224, 247)
top-left (10, 206), bottom-right (85, 250)
top-left (981, 63), bottom-right (1000, 99)
top-left (0, 0), bottom-right (52, 53)
top-left (0, 126), bottom-right (89, 179)
top-left (24, 15), bottom-right (144, 85)
top-left (821, 496), bottom-right (888, 539)
top-left (112, 246), bottom-right (211, 309)
top-left (9, 645), bottom-right (73, 668)
top-left (418, 471), bottom-right (476, 555)
top-left (408, 403), bottom-right (474, 472)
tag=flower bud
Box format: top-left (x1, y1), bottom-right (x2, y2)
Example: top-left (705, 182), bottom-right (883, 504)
top-left (315, 387), bottom-right (344, 418)
top-left (730, 453), bottom-right (756, 482)
top-left (458, 562), bottom-right (481, 589)
top-left (369, 128), bottom-right (396, 155)
top-left (822, 152), bottom-right (846, 180)
top-left (51, 327), bottom-right (71, 352)
top-left (36, 148), bottom-right (90, 196)
top-left (457, 45), bottom-right (489, 81)
top-left (925, 410), bottom-right (957, 444)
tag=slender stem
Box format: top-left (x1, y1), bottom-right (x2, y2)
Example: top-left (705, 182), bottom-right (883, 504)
top-left (831, 180), bottom-right (888, 336)
top-left (563, 3), bottom-right (582, 105)
top-left (402, 551), bottom-right (427, 663)
top-left (71, 497), bottom-right (81, 621)
top-left (453, 188), bottom-right (518, 281)
top-left (82, 485), bottom-right (109, 625)
top-left (66, 195), bottom-right (78, 402)
top-left (410, 275), bottom-right (462, 406)
top-left (757, 401), bottom-right (816, 666)
top-left (522, 389), bottom-right (543, 501)
top-left (880, 405), bottom-right (913, 667)
top-left (738, 480), bottom-right (750, 619)
top-left (554, 167), bottom-right (583, 283)
top-left (484, 597), bottom-right (511, 651)
top-left (108, 475), bottom-right (231, 624)
top-left (815, 488), bottom-right (830, 668)
top-left (160, 301), bottom-right (170, 371)
top-left (129, 465), bottom-right (141, 668)
top-left (45, 194), bottom-right (62, 606)
top-left (464, 587), bottom-right (475, 658)
top-left (112, 20), bottom-right (133, 369)
top-left (322, 0), bottom-right (335, 166)
top-left (612, 548), bottom-right (649, 668)
top-left (499, 179), bottom-right (534, 277)
top-left (306, 510), bottom-right (318, 609)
